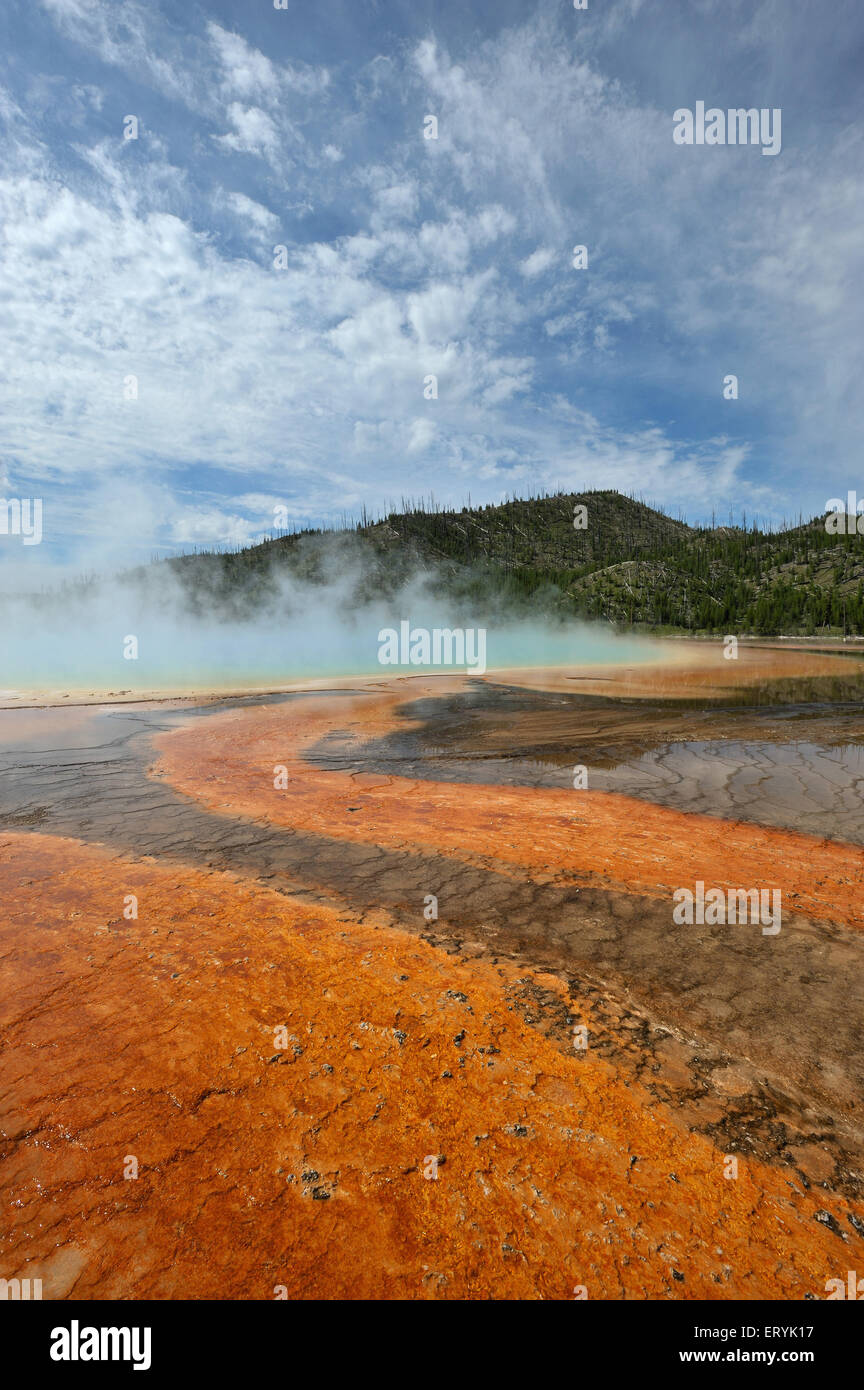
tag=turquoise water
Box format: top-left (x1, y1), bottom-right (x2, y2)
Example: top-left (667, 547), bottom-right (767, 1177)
top-left (0, 615), bottom-right (666, 695)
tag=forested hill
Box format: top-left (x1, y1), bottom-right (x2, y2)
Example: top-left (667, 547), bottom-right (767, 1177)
top-left (358, 491), bottom-right (864, 634)
top-left (95, 490), bottom-right (864, 635)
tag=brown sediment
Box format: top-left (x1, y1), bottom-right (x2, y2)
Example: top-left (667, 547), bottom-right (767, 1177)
top-left (153, 686), bottom-right (864, 929)
top-left (489, 641), bottom-right (862, 700)
top-left (0, 831), bottom-right (861, 1301)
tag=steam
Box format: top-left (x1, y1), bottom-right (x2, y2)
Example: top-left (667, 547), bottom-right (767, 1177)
top-left (0, 531), bottom-right (662, 698)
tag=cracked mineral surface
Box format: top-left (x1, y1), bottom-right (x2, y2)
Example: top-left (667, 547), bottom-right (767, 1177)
top-left (1, 643), bottom-right (863, 1299)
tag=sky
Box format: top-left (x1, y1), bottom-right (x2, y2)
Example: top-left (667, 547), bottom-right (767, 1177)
top-left (0, 0), bottom-right (862, 579)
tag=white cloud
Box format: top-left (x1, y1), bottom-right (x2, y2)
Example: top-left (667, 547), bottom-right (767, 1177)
top-left (8, 0), bottom-right (862, 563)
top-left (39, 0), bottom-right (196, 106)
top-left (224, 191), bottom-right (279, 236)
top-left (519, 246), bottom-right (557, 278)
top-left (206, 23), bottom-right (280, 100)
top-left (214, 103), bottom-right (282, 159)
top-left (169, 505), bottom-right (264, 547)
top-left (407, 417), bottom-right (436, 453)
top-left (206, 23), bottom-right (330, 102)
top-left (372, 180), bottom-right (419, 226)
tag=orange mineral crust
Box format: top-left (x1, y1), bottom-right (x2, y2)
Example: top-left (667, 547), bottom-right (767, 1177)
top-left (153, 690), bottom-right (864, 929)
top-left (1, 831), bottom-right (860, 1301)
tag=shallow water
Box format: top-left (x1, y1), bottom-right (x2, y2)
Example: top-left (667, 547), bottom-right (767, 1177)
top-left (0, 618), bottom-right (665, 695)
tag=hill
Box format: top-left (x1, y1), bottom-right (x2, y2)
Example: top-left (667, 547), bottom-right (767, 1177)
top-left (161, 490), bottom-right (861, 637)
top-left (33, 490), bottom-right (863, 637)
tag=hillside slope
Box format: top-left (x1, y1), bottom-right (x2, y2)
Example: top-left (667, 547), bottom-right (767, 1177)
top-left (35, 490), bottom-right (861, 636)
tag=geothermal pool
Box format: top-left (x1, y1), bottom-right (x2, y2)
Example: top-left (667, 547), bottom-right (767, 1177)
top-left (0, 614), bottom-right (666, 700)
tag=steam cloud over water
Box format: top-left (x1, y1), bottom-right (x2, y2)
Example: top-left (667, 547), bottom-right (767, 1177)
top-left (0, 534), bottom-right (663, 696)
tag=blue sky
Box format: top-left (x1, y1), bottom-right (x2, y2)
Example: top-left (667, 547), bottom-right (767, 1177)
top-left (1, 0), bottom-right (862, 577)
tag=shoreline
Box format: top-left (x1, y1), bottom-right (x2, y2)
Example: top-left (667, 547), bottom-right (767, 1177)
top-left (2, 634), bottom-right (863, 710)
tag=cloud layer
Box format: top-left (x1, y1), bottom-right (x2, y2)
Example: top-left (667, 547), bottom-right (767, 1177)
top-left (0, 0), bottom-right (861, 578)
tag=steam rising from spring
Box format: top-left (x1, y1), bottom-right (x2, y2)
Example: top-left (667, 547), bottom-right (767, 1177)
top-left (0, 531), bottom-right (663, 698)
